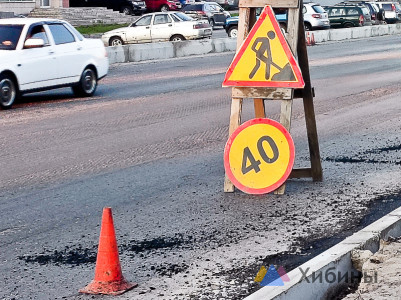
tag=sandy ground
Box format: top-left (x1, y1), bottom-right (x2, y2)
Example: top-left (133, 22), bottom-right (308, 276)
top-left (344, 239), bottom-right (401, 300)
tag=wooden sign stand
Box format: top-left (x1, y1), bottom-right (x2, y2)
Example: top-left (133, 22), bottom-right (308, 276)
top-left (224, 0), bottom-right (323, 194)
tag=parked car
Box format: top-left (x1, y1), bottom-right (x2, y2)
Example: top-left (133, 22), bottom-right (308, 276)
top-left (0, 18), bottom-right (108, 109)
top-left (303, 2), bottom-right (330, 30)
top-left (324, 4), bottom-right (372, 27)
top-left (223, 8), bottom-right (287, 38)
top-left (336, 1), bottom-right (381, 24)
top-left (101, 12), bottom-right (212, 45)
top-left (145, 0), bottom-right (182, 12)
top-left (123, 0), bottom-right (147, 15)
top-left (223, 4), bottom-right (328, 38)
top-left (181, 2), bottom-right (231, 27)
top-left (375, 1), bottom-right (401, 23)
top-left (70, 0), bottom-right (147, 15)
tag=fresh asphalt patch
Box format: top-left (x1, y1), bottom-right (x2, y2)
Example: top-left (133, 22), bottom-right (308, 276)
top-left (16, 186), bottom-right (401, 299)
top-left (325, 141), bottom-right (401, 165)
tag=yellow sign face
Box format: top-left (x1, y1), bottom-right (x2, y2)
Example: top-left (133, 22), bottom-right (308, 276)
top-left (222, 5), bottom-right (304, 88)
top-left (224, 118), bottom-right (295, 194)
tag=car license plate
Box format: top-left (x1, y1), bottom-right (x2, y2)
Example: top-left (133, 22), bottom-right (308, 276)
top-left (205, 29), bottom-right (212, 34)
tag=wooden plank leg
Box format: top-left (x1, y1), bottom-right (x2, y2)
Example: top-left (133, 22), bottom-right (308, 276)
top-left (275, 99), bottom-right (293, 195)
top-left (224, 6), bottom-right (253, 193)
top-left (297, 18), bottom-right (323, 182)
top-left (303, 97), bottom-right (323, 181)
top-left (254, 98), bottom-right (265, 118)
top-left (224, 97), bottom-right (243, 192)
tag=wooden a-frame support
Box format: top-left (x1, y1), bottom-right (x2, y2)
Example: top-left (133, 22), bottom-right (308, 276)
top-left (224, 0), bottom-right (323, 194)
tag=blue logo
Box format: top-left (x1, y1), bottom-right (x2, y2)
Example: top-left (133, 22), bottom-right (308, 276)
top-left (255, 265), bottom-right (290, 286)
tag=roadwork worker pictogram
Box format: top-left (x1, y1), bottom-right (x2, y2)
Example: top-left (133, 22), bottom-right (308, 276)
top-left (249, 31), bottom-right (282, 80)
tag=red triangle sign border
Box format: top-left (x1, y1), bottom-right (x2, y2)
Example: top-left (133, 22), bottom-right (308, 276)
top-left (222, 5), bottom-right (305, 88)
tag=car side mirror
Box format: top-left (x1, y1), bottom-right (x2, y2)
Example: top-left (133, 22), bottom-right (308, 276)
top-left (24, 38), bottom-right (45, 48)
top-left (220, 8), bottom-right (224, 12)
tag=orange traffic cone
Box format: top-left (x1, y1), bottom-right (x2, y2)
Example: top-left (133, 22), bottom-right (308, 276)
top-left (79, 207), bottom-right (137, 295)
top-left (306, 32), bottom-right (312, 46)
top-left (310, 32), bottom-right (316, 46)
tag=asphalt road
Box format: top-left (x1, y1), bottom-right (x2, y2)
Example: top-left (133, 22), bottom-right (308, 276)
top-left (1, 35), bottom-right (401, 300)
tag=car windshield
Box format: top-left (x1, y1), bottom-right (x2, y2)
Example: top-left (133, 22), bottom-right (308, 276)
top-left (0, 24), bottom-right (23, 50)
top-left (64, 22), bottom-right (84, 41)
top-left (208, 4), bottom-right (222, 11)
top-left (312, 5), bottom-right (326, 13)
top-left (361, 7), bottom-right (370, 14)
top-left (173, 12), bottom-right (193, 21)
top-left (371, 4), bottom-right (379, 12)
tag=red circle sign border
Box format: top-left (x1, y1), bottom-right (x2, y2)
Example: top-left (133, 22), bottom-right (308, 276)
top-left (224, 118), bottom-right (295, 194)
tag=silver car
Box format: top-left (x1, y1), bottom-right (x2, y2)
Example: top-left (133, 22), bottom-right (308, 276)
top-left (303, 2), bottom-right (330, 30)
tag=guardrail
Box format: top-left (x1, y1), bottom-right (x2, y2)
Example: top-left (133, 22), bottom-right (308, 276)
top-left (106, 23), bottom-right (401, 64)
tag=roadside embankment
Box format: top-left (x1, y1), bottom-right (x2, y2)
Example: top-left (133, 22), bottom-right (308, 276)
top-left (105, 23), bottom-right (401, 64)
top-left (244, 206), bottom-right (401, 300)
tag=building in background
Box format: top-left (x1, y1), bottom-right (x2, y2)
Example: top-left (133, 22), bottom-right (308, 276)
top-left (0, 0), bottom-right (68, 16)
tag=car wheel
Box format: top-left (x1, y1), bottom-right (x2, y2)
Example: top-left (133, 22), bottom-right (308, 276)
top-left (304, 23), bottom-right (312, 31)
top-left (228, 26), bottom-right (238, 38)
top-left (209, 19), bottom-right (215, 28)
top-left (160, 4), bottom-right (169, 12)
top-left (72, 67), bottom-right (97, 97)
top-left (0, 74), bottom-right (17, 109)
top-left (343, 22), bottom-right (353, 28)
top-left (170, 34), bottom-right (185, 42)
top-left (122, 6), bottom-right (133, 15)
top-left (109, 36), bottom-right (124, 46)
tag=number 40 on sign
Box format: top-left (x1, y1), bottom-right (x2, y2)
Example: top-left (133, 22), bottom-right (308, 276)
top-left (224, 118), bottom-right (295, 194)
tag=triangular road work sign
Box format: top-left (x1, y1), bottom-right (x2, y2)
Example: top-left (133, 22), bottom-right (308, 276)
top-left (223, 6), bottom-right (304, 88)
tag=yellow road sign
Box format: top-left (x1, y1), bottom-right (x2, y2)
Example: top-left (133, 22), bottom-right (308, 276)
top-left (223, 5), bottom-right (304, 88)
top-left (224, 118), bottom-right (295, 194)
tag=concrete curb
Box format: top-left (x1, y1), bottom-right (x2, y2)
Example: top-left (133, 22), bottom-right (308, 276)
top-left (312, 23), bottom-right (401, 43)
top-left (106, 38), bottom-right (237, 64)
top-left (106, 23), bottom-right (401, 64)
top-left (244, 206), bottom-right (401, 300)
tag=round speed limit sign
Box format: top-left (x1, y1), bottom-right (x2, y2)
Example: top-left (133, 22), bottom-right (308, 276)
top-left (224, 118), bottom-right (295, 194)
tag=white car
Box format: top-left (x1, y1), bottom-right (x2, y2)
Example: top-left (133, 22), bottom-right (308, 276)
top-left (0, 18), bottom-right (109, 109)
top-left (101, 12), bottom-right (212, 46)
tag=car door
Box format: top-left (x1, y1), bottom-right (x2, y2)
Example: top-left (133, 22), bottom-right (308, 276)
top-left (151, 14), bottom-right (174, 42)
top-left (47, 23), bottom-right (87, 84)
top-left (125, 15), bottom-right (152, 43)
top-left (328, 8), bottom-right (346, 27)
top-left (345, 8), bottom-right (362, 26)
top-left (207, 3), bottom-right (226, 24)
top-left (17, 24), bottom-right (59, 90)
